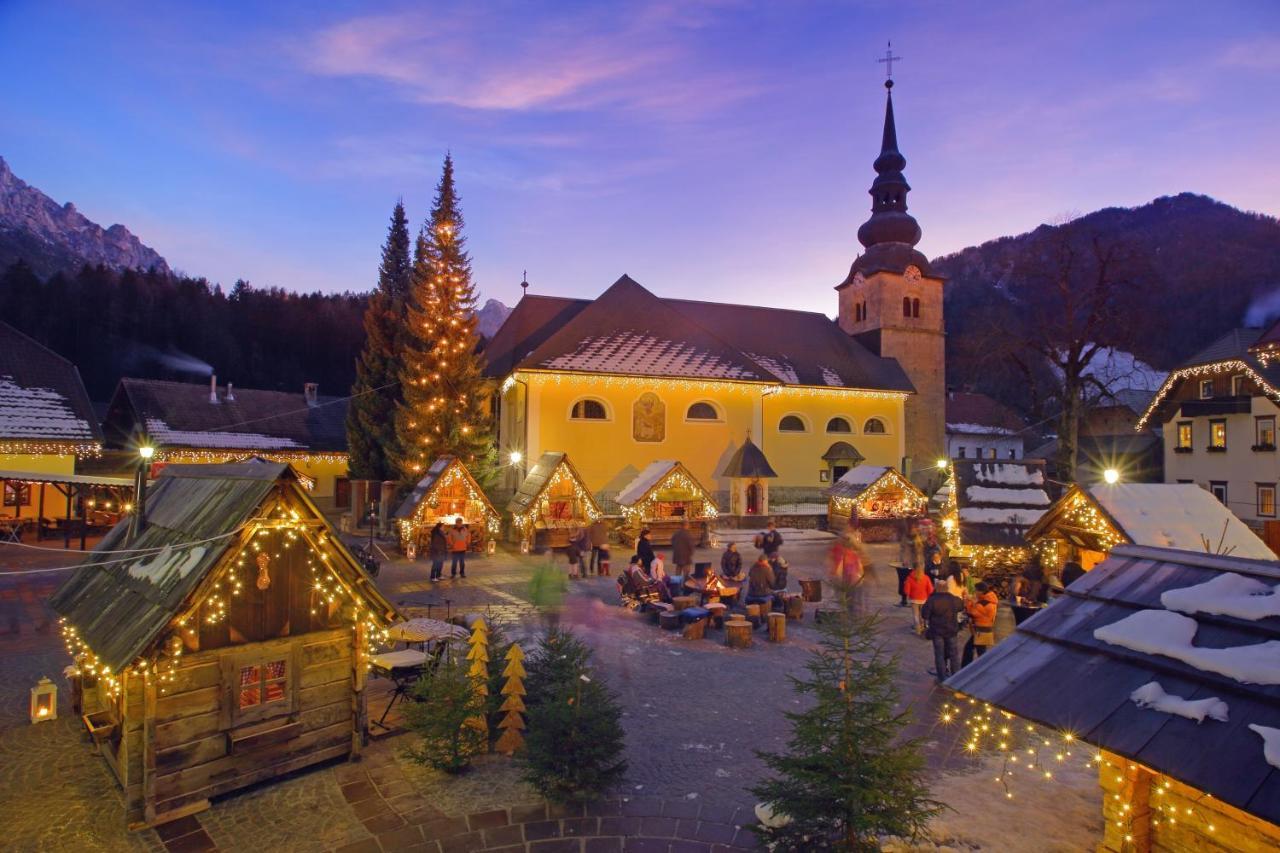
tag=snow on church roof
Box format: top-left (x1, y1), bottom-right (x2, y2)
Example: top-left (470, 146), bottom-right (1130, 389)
top-left (0, 322), bottom-right (101, 445)
top-left (545, 332), bottom-right (759, 380)
top-left (949, 544), bottom-right (1280, 826)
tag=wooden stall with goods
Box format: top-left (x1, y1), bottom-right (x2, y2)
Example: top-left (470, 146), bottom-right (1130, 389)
top-left (616, 460), bottom-right (718, 545)
top-left (940, 459), bottom-right (1052, 578)
top-left (507, 452), bottom-right (602, 550)
top-left (393, 456), bottom-right (499, 555)
top-left (825, 465), bottom-right (926, 541)
top-left (1027, 482), bottom-right (1275, 581)
top-left (49, 461), bottom-right (399, 829)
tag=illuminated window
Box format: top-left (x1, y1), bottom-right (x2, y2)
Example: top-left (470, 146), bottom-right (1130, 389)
top-left (864, 418), bottom-right (887, 434)
top-left (826, 417), bottom-right (852, 434)
top-left (1176, 421), bottom-right (1192, 449)
top-left (233, 656), bottom-right (290, 724)
top-left (778, 415), bottom-right (807, 433)
top-left (1258, 484), bottom-right (1276, 518)
top-left (686, 401), bottom-right (720, 421)
top-left (1199, 379), bottom-right (1213, 399)
top-left (1209, 419), bottom-right (1227, 450)
top-left (570, 399), bottom-right (608, 421)
top-left (988, 448), bottom-right (998, 459)
top-left (1256, 417), bottom-right (1275, 448)
top-left (2, 482), bottom-right (30, 507)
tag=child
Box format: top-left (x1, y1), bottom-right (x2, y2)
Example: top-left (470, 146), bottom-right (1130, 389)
top-left (903, 564), bottom-right (934, 636)
top-left (566, 526), bottom-right (584, 579)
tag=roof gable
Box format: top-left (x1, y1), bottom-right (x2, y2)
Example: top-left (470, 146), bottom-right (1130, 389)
top-left (948, 544), bottom-right (1280, 825)
top-left (507, 451), bottom-right (601, 517)
top-left (945, 391), bottom-right (1025, 435)
top-left (826, 465), bottom-right (925, 503)
top-left (952, 459), bottom-right (1051, 545)
top-left (720, 437), bottom-right (778, 479)
top-left (481, 295), bottom-right (590, 378)
top-left (0, 322), bottom-right (102, 445)
top-left (394, 455), bottom-right (498, 523)
top-left (616, 460), bottom-right (714, 509)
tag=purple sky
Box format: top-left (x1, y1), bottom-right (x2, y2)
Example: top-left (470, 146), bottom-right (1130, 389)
top-left (3, 1), bottom-right (1278, 314)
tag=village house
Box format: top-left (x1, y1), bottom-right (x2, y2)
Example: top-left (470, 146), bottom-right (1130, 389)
top-left (483, 79), bottom-right (945, 510)
top-left (1138, 325), bottom-right (1280, 541)
top-left (950, 544), bottom-right (1280, 852)
top-left (101, 377), bottom-right (350, 511)
top-left (1033, 387), bottom-right (1164, 485)
top-left (945, 390), bottom-right (1026, 462)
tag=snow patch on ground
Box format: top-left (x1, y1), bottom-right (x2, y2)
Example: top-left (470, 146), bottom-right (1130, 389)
top-left (1094, 609), bottom-right (1280, 685)
top-left (1161, 572), bottom-right (1280, 621)
top-left (768, 502), bottom-right (830, 515)
top-left (1130, 681), bottom-right (1228, 723)
top-left (716, 527), bottom-right (834, 544)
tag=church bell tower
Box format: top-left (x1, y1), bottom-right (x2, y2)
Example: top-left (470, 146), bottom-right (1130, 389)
top-left (836, 64), bottom-right (946, 472)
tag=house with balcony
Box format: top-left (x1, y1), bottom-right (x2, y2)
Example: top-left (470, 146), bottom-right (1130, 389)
top-left (1137, 326), bottom-right (1280, 532)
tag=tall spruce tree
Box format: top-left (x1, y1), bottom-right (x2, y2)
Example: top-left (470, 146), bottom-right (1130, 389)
top-left (393, 155), bottom-right (494, 482)
top-left (346, 201), bottom-right (411, 481)
top-left (750, 582), bottom-right (943, 851)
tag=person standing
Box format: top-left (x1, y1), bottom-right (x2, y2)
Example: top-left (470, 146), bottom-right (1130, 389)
top-left (756, 521), bottom-right (783, 559)
top-left (903, 564), bottom-right (934, 636)
top-left (566, 525), bottom-right (585, 579)
top-left (670, 519), bottom-right (694, 577)
top-left (922, 584), bottom-right (964, 683)
top-left (896, 520), bottom-right (917, 606)
top-left (637, 528), bottom-right (656, 572)
top-left (447, 516), bottom-right (470, 579)
top-left (588, 518), bottom-right (610, 575)
top-left (428, 521), bottom-right (448, 582)
top-left (962, 582), bottom-right (999, 666)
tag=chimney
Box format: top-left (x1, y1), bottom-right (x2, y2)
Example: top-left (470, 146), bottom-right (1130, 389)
top-left (226, 382), bottom-right (235, 402)
top-left (209, 374), bottom-right (219, 404)
top-left (304, 382), bottom-right (319, 406)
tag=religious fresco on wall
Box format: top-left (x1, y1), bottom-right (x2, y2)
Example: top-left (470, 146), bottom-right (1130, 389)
top-left (632, 392), bottom-right (665, 442)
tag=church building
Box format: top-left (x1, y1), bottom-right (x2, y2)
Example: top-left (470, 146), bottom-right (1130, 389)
top-left (484, 76), bottom-right (945, 509)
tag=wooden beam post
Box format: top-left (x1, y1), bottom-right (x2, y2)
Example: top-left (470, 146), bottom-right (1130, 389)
top-left (142, 670), bottom-right (158, 826)
top-left (350, 622), bottom-right (366, 758)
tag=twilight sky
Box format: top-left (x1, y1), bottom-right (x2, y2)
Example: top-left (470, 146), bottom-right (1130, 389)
top-left (2, 1), bottom-right (1278, 314)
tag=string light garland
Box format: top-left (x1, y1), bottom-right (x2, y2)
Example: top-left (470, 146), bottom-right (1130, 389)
top-left (1136, 358), bottom-right (1280, 431)
top-left (510, 369), bottom-right (911, 401)
top-left (0, 440), bottom-right (101, 458)
top-left (620, 465), bottom-right (719, 527)
top-left (830, 470), bottom-right (927, 519)
top-left (511, 461), bottom-right (601, 538)
top-left (155, 449), bottom-right (346, 469)
top-left (398, 460), bottom-right (501, 546)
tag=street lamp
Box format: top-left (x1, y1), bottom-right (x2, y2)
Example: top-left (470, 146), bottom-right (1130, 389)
top-left (1103, 468), bottom-right (1120, 485)
top-left (935, 458), bottom-right (949, 470)
top-left (129, 444), bottom-right (155, 542)
top-left (508, 450), bottom-right (522, 465)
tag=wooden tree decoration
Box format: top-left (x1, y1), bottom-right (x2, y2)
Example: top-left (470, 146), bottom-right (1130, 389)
top-left (464, 619), bottom-right (490, 740)
top-left (495, 644), bottom-right (527, 755)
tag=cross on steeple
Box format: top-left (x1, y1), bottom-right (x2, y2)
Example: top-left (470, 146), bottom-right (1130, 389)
top-left (877, 41), bottom-right (901, 82)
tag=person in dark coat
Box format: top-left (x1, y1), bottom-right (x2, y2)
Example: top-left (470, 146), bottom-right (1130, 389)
top-left (756, 521), bottom-right (783, 558)
top-left (746, 555), bottom-right (776, 607)
top-left (428, 522), bottom-right (448, 582)
top-left (720, 542), bottom-right (743, 581)
top-left (636, 528), bottom-right (656, 572)
top-left (670, 520), bottom-right (694, 575)
top-left (1061, 560), bottom-right (1086, 588)
top-left (588, 519), bottom-right (610, 575)
top-left (922, 585), bottom-right (964, 683)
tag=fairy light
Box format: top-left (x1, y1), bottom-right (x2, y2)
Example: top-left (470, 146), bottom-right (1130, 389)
top-left (619, 464), bottom-right (719, 527)
top-left (0, 440), bottom-right (101, 457)
top-left (511, 457), bottom-right (602, 538)
top-left (1136, 358), bottom-right (1280, 431)
top-left (399, 459), bottom-right (501, 547)
top-left (513, 369), bottom-right (911, 401)
top-left (828, 469), bottom-right (927, 519)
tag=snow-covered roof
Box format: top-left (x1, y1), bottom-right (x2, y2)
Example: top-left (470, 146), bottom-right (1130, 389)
top-left (951, 459), bottom-right (1050, 546)
top-left (0, 322), bottom-right (101, 446)
top-left (949, 544), bottom-right (1280, 825)
top-left (946, 422), bottom-right (1018, 437)
top-left (1091, 484), bottom-right (1274, 560)
top-left (545, 331), bottom-right (760, 380)
top-left (145, 417), bottom-right (305, 450)
top-left (616, 461), bottom-right (679, 507)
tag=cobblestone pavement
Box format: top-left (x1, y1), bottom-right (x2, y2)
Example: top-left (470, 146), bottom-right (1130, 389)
top-left (0, 536), bottom-right (978, 851)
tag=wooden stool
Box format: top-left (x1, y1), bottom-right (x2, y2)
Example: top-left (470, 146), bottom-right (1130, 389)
top-left (705, 602), bottom-right (728, 628)
top-left (725, 619), bottom-right (752, 649)
top-left (784, 594), bottom-right (805, 621)
top-left (648, 602), bottom-right (673, 624)
top-left (745, 603), bottom-right (764, 627)
top-left (659, 611), bottom-right (681, 631)
top-left (800, 579), bottom-right (823, 602)
top-left (767, 612), bottom-right (786, 643)
top-left (682, 618), bottom-right (707, 640)
top-left (672, 595), bottom-right (698, 613)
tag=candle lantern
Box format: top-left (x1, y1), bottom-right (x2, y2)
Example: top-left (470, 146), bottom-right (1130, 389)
top-left (520, 538), bottom-right (530, 555)
top-left (486, 538), bottom-right (497, 556)
top-left (30, 676), bottom-right (57, 723)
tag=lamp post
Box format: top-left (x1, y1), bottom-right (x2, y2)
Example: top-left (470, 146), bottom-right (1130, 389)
top-left (128, 445), bottom-right (155, 542)
top-left (1102, 468), bottom-right (1120, 485)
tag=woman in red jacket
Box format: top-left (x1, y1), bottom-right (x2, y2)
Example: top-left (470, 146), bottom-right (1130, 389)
top-left (902, 565), bottom-right (934, 636)
top-left (962, 581), bottom-right (999, 665)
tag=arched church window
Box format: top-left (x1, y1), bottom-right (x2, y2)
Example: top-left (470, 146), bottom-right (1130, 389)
top-left (686, 401), bottom-right (720, 421)
top-left (570, 398), bottom-right (608, 420)
top-left (826, 417), bottom-right (852, 434)
top-left (902, 297), bottom-right (911, 317)
top-left (778, 415), bottom-right (807, 433)
top-left (864, 417), bottom-right (887, 434)
top-left (911, 298), bottom-right (920, 318)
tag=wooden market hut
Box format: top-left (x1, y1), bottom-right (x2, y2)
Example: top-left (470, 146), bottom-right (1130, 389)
top-left (1027, 483), bottom-right (1275, 578)
top-left (825, 465), bottom-right (927, 539)
top-left (944, 459), bottom-right (1052, 575)
top-left (948, 544), bottom-right (1280, 852)
top-left (393, 455), bottom-right (500, 554)
top-left (49, 461), bottom-right (399, 829)
top-left (615, 460), bottom-right (718, 545)
top-left (507, 451), bottom-right (602, 549)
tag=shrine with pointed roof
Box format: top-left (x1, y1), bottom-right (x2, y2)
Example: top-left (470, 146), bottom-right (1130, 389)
top-left (483, 73), bottom-right (945, 511)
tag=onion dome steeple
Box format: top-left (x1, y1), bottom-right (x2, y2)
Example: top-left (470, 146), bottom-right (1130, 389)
top-left (856, 78), bottom-right (922, 250)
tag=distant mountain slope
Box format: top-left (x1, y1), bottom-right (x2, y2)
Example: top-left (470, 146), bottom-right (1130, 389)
top-left (935, 193), bottom-right (1280, 372)
top-left (476, 297), bottom-right (512, 338)
top-left (0, 156), bottom-right (169, 278)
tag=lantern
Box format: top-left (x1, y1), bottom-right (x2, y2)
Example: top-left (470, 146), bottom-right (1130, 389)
top-left (30, 676), bottom-right (57, 723)
top-left (520, 538), bottom-right (530, 555)
top-left (486, 538), bottom-right (497, 556)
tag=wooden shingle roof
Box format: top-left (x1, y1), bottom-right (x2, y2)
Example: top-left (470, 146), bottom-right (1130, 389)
top-left (0, 321), bottom-right (102, 445)
top-left (948, 544), bottom-right (1280, 825)
top-left (952, 459), bottom-right (1051, 546)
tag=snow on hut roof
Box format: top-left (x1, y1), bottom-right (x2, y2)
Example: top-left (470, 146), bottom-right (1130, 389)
top-left (948, 544), bottom-right (1280, 826)
top-left (616, 461), bottom-right (678, 507)
top-left (0, 322), bottom-right (101, 444)
top-left (507, 452), bottom-right (600, 517)
top-left (394, 456), bottom-right (495, 521)
top-left (952, 459), bottom-right (1050, 546)
top-left (1089, 484), bottom-right (1273, 559)
top-left (106, 378), bottom-right (347, 453)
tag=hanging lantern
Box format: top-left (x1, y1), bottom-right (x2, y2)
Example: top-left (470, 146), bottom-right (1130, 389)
top-left (30, 676), bottom-right (57, 723)
top-left (520, 538), bottom-right (530, 555)
top-left (486, 538), bottom-right (497, 556)
top-left (256, 552), bottom-right (271, 591)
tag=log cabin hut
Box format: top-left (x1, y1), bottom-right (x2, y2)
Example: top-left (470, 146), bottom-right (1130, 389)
top-left (942, 459), bottom-right (1052, 575)
top-left (101, 377), bottom-right (350, 511)
top-left (825, 465), bottom-right (926, 540)
top-left (393, 455), bottom-right (500, 554)
top-left (1027, 483), bottom-right (1275, 576)
top-left (615, 460), bottom-right (718, 545)
top-left (948, 544), bottom-right (1280, 851)
top-left (49, 461), bottom-right (398, 829)
top-left (507, 451), bottom-right (602, 549)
